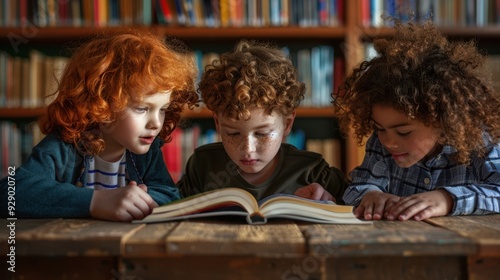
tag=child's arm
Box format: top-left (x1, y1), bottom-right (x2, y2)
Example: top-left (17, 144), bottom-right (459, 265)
top-left (352, 191), bottom-right (401, 220)
top-left (294, 159), bottom-right (348, 203)
top-left (388, 143), bottom-right (500, 219)
top-left (384, 189), bottom-right (454, 221)
top-left (294, 183), bottom-right (335, 202)
top-left (90, 181), bottom-right (158, 221)
top-left (440, 144), bottom-right (500, 215)
top-left (131, 139), bottom-right (181, 205)
top-left (343, 134), bottom-right (392, 207)
top-left (0, 136), bottom-right (94, 218)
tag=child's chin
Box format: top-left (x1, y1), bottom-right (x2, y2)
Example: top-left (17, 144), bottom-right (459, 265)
top-left (129, 147), bottom-right (150, 155)
top-left (394, 160), bottom-right (415, 168)
top-left (238, 165), bottom-right (261, 174)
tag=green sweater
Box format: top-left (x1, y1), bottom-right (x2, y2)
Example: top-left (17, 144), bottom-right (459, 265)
top-left (177, 142), bottom-right (348, 203)
top-left (0, 133), bottom-right (180, 218)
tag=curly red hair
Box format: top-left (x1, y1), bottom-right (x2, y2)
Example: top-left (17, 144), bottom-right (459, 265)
top-left (39, 30), bottom-right (199, 155)
top-left (198, 40), bottom-right (305, 120)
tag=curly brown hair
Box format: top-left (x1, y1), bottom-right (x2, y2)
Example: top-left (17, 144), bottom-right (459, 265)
top-left (39, 30), bottom-right (199, 155)
top-left (198, 40), bottom-right (305, 120)
top-left (333, 20), bottom-right (500, 164)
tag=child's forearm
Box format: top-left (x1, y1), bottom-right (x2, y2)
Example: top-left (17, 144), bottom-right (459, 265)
top-left (442, 185), bottom-right (500, 215)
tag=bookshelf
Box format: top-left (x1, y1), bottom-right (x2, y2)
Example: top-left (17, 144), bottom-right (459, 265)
top-left (2, 0), bottom-right (500, 178)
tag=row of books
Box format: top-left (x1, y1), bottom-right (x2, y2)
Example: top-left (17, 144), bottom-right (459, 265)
top-left (362, 0), bottom-right (500, 27)
top-left (0, 0), bottom-right (344, 28)
top-left (7, 43), bottom-right (500, 110)
top-left (0, 122), bottom-right (342, 180)
top-left (193, 45), bottom-right (340, 108)
top-left (0, 121), bottom-right (43, 178)
top-left (0, 50), bottom-right (67, 108)
top-left (0, 44), bottom-right (340, 108)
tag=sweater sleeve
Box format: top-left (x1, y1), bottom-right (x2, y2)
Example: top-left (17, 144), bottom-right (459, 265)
top-left (134, 138), bottom-right (180, 206)
top-left (342, 134), bottom-right (391, 206)
top-left (0, 135), bottom-right (93, 218)
top-left (444, 144), bottom-right (500, 215)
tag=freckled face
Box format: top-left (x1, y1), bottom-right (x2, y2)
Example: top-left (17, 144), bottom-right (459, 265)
top-left (372, 104), bottom-right (441, 168)
top-left (99, 92), bottom-right (171, 162)
top-left (214, 107), bottom-right (294, 184)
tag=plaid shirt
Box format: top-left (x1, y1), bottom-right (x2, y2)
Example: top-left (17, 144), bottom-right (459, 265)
top-left (343, 133), bottom-right (500, 215)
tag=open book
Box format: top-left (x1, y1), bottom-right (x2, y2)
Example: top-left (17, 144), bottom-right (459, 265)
top-left (133, 188), bottom-right (370, 225)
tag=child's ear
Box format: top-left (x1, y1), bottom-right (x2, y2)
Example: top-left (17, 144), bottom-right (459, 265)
top-left (213, 112), bottom-right (220, 133)
top-left (283, 111), bottom-right (296, 136)
top-left (99, 122), bottom-right (116, 134)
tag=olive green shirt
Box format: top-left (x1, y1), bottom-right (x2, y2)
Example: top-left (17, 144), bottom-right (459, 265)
top-left (177, 142), bottom-right (348, 204)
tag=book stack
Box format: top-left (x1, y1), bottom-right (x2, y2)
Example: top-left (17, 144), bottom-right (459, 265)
top-left (0, 0), bottom-right (345, 28)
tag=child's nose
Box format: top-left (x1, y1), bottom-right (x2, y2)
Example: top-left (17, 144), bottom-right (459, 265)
top-left (240, 136), bottom-right (257, 153)
top-left (382, 136), bottom-right (398, 149)
top-left (147, 114), bottom-right (162, 130)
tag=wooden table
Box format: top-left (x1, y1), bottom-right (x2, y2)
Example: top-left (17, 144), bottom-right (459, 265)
top-left (1, 215), bottom-right (499, 280)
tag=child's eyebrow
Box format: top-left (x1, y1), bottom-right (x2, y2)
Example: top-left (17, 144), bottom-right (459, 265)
top-left (372, 120), bottom-right (411, 129)
top-left (139, 101), bottom-right (170, 107)
top-left (221, 123), bottom-right (273, 130)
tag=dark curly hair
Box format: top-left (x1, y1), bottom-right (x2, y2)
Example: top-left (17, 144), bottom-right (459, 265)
top-left (39, 30), bottom-right (199, 155)
top-left (333, 20), bottom-right (500, 164)
top-left (198, 40), bottom-right (305, 120)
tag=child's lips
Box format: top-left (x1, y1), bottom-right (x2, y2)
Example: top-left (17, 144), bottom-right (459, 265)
top-left (240, 159), bottom-right (257, 165)
top-left (140, 136), bottom-right (155, 144)
top-left (391, 153), bottom-right (407, 160)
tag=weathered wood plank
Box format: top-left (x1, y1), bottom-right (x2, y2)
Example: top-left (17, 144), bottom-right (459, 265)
top-left (467, 256), bottom-right (500, 280)
top-left (10, 219), bottom-right (142, 256)
top-left (324, 256), bottom-right (467, 280)
top-left (426, 215), bottom-right (500, 257)
top-left (1, 256), bottom-right (117, 280)
top-left (121, 256), bottom-right (319, 280)
top-left (165, 218), bottom-right (306, 257)
top-left (0, 219), bottom-right (56, 255)
top-left (123, 222), bottom-right (179, 257)
top-left (301, 220), bottom-right (476, 257)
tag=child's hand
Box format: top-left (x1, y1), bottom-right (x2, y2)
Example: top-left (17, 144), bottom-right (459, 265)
top-left (354, 191), bottom-right (401, 220)
top-left (385, 189), bottom-right (454, 221)
top-left (90, 181), bottom-right (159, 222)
top-left (294, 183), bottom-right (336, 202)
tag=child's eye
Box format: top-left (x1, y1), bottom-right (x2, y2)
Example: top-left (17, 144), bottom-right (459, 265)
top-left (397, 131), bottom-right (411, 136)
top-left (135, 107), bottom-right (147, 112)
top-left (255, 132), bottom-right (269, 137)
top-left (227, 132), bottom-right (239, 136)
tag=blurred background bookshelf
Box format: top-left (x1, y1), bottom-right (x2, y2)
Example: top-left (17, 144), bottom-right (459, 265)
top-left (2, 0), bottom-right (500, 179)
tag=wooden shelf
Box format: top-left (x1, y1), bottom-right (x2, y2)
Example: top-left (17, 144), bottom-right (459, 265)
top-left (183, 106), bottom-right (336, 118)
top-left (0, 108), bottom-right (46, 118)
top-left (358, 26), bottom-right (500, 40)
top-left (0, 106), bottom-right (336, 119)
top-left (0, 26), bottom-right (347, 43)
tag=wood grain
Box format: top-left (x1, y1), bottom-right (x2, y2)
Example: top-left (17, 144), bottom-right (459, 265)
top-left (165, 219), bottom-right (306, 257)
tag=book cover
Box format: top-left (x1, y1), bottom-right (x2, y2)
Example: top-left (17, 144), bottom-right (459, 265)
top-left (162, 127), bottom-right (183, 183)
top-left (155, 0), bottom-right (172, 24)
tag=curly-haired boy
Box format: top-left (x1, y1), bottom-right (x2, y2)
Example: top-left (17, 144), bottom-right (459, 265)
top-left (178, 40), bottom-right (348, 203)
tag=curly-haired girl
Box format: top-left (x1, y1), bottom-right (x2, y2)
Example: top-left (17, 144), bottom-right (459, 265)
top-left (0, 30), bottom-right (199, 221)
top-left (177, 40), bottom-right (348, 203)
top-left (333, 20), bottom-right (500, 221)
